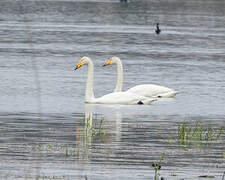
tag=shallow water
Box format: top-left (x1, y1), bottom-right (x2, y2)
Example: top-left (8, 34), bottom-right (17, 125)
top-left (0, 0), bottom-right (225, 179)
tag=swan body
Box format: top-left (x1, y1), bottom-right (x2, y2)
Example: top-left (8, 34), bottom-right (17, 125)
top-left (94, 91), bottom-right (154, 105)
top-left (103, 56), bottom-right (178, 98)
top-left (127, 84), bottom-right (177, 98)
top-left (75, 56), bottom-right (155, 105)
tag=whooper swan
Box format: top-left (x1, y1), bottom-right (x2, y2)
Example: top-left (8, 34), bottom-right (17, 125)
top-left (103, 56), bottom-right (178, 98)
top-left (74, 56), bottom-right (155, 105)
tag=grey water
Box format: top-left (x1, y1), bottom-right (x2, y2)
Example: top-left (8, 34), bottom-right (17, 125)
top-left (0, 0), bottom-right (225, 179)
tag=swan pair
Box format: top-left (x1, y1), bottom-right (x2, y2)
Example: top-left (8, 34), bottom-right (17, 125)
top-left (75, 56), bottom-right (178, 105)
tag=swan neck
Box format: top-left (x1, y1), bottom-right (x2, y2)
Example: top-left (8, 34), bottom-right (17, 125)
top-left (114, 59), bottom-right (123, 92)
top-left (85, 59), bottom-right (95, 101)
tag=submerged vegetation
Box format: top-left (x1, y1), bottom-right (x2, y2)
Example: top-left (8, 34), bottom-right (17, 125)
top-left (3, 113), bottom-right (224, 180)
top-left (176, 122), bottom-right (224, 147)
top-left (20, 115), bottom-right (108, 159)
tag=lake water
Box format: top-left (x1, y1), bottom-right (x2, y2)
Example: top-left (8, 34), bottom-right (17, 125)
top-left (0, 0), bottom-right (224, 179)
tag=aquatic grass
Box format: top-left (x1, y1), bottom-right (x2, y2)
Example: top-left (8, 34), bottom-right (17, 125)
top-left (216, 128), bottom-right (223, 140)
top-left (48, 144), bottom-right (53, 150)
top-left (152, 152), bottom-right (165, 178)
top-left (65, 148), bottom-right (69, 158)
top-left (99, 117), bottom-right (104, 135)
top-left (176, 122), bottom-right (224, 147)
top-left (168, 134), bottom-right (173, 144)
top-left (84, 114), bottom-right (107, 139)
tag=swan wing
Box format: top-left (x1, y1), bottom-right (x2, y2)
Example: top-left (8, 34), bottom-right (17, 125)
top-left (126, 84), bottom-right (178, 98)
top-left (93, 92), bottom-right (155, 105)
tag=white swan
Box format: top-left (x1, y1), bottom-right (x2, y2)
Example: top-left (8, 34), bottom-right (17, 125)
top-left (103, 56), bottom-right (178, 98)
top-left (74, 56), bottom-right (155, 105)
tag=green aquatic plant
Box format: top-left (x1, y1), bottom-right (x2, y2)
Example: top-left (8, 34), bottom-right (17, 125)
top-left (216, 127), bottom-right (223, 140)
top-left (84, 115), bottom-right (107, 138)
top-left (48, 144), bottom-right (53, 150)
top-left (99, 117), bottom-right (104, 135)
top-left (65, 148), bottom-right (69, 158)
top-left (152, 152), bottom-right (165, 177)
top-left (177, 122), bottom-right (224, 147)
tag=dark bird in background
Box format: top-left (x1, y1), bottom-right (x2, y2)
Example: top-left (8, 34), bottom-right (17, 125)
top-left (155, 23), bottom-right (161, 34)
top-left (120, 0), bottom-right (127, 2)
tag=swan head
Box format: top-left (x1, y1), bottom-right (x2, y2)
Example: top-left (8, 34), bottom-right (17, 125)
top-left (75, 56), bottom-right (90, 70)
top-left (103, 56), bottom-right (120, 66)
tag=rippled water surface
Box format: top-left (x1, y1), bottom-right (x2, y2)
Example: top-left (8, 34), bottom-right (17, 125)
top-left (0, 0), bottom-right (225, 179)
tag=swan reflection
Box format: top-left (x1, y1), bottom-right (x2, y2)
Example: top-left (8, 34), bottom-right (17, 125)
top-left (78, 104), bottom-right (123, 160)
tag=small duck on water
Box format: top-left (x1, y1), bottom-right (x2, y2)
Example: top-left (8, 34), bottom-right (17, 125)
top-left (155, 23), bottom-right (161, 34)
